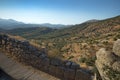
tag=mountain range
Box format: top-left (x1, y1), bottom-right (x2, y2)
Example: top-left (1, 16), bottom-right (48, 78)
top-left (1, 16), bottom-right (120, 39)
top-left (0, 18), bottom-right (66, 29)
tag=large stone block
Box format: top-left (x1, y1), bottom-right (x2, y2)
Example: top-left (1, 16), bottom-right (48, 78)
top-left (50, 58), bottom-right (62, 66)
top-left (71, 62), bottom-right (80, 70)
top-left (39, 53), bottom-right (47, 60)
top-left (21, 41), bottom-right (29, 47)
top-left (55, 67), bottom-right (65, 79)
top-left (40, 64), bottom-right (50, 73)
top-left (64, 69), bottom-right (76, 80)
top-left (49, 65), bottom-right (57, 76)
top-left (64, 61), bottom-right (72, 68)
top-left (75, 69), bottom-right (91, 80)
top-left (40, 58), bottom-right (50, 72)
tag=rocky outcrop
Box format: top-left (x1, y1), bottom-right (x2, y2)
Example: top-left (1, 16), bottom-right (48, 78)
top-left (0, 34), bottom-right (92, 80)
top-left (95, 39), bottom-right (120, 80)
top-left (113, 39), bottom-right (120, 57)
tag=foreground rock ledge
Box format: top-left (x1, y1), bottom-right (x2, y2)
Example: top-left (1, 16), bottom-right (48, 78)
top-left (96, 39), bottom-right (120, 80)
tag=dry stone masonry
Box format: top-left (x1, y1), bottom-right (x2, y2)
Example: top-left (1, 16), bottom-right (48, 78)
top-left (0, 34), bottom-right (92, 80)
top-left (95, 39), bottom-right (120, 80)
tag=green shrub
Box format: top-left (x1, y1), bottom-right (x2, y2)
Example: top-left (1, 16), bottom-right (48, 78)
top-left (79, 56), bottom-right (96, 66)
top-left (103, 66), bottom-right (120, 80)
top-left (79, 57), bottom-right (86, 63)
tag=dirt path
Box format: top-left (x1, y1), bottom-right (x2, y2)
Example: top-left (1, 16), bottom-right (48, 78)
top-left (0, 52), bottom-right (60, 80)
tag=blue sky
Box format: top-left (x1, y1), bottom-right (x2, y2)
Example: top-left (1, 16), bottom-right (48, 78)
top-left (0, 0), bottom-right (120, 24)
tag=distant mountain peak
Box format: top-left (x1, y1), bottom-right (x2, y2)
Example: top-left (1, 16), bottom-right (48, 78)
top-left (40, 23), bottom-right (65, 28)
top-left (0, 18), bottom-right (25, 29)
top-left (85, 19), bottom-right (99, 23)
top-left (0, 18), bottom-right (24, 24)
top-left (8, 19), bottom-right (18, 22)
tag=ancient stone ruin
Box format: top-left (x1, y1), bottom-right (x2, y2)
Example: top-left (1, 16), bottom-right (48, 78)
top-left (0, 34), bottom-right (92, 80)
top-left (95, 39), bottom-right (120, 80)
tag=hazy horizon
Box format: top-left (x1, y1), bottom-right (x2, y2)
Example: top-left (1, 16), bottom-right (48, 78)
top-left (0, 0), bottom-right (120, 25)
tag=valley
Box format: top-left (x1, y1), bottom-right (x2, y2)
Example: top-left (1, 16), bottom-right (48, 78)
top-left (1, 15), bottom-right (120, 70)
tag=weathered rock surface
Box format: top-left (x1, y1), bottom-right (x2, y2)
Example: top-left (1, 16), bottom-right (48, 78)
top-left (96, 39), bottom-right (120, 80)
top-left (113, 39), bottom-right (120, 57)
top-left (75, 69), bottom-right (91, 80)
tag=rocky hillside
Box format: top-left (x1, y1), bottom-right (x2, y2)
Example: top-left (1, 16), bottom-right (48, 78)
top-left (3, 16), bottom-right (120, 39)
top-left (7, 27), bottom-right (56, 39)
top-left (1, 15), bottom-right (120, 70)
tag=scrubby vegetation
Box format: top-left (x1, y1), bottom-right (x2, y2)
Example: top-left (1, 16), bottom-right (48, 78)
top-left (79, 56), bottom-right (96, 66)
top-left (2, 15), bottom-right (120, 70)
top-left (103, 66), bottom-right (120, 80)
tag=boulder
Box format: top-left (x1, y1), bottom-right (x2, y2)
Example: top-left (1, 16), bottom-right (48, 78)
top-left (64, 69), bottom-right (76, 80)
top-left (55, 67), bottom-right (64, 79)
top-left (71, 62), bottom-right (80, 70)
top-left (40, 58), bottom-right (50, 72)
top-left (75, 69), bottom-right (91, 80)
top-left (50, 58), bottom-right (61, 66)
top-left (43, 58), bottom-right (50, 66)
top-left (21, 41), bottom-right (29, 46)
top-left (113, 39), bottom-right (120, 57)
top-left (112, 61), bottom-right (120, 72)
top-left (49, 65), bottom-right (57, 76)
top-left (96, 48), bottom-right (116, 66)
top-left (64, 61), bottom-right (72, 68)
top-left (39, 53), bottom-right (47, 60)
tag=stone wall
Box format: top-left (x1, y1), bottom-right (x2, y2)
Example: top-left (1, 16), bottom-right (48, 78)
top-left (95, 39), bottom-right (120, 80)
top-left (0, 34), bottom-right (92, 80)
